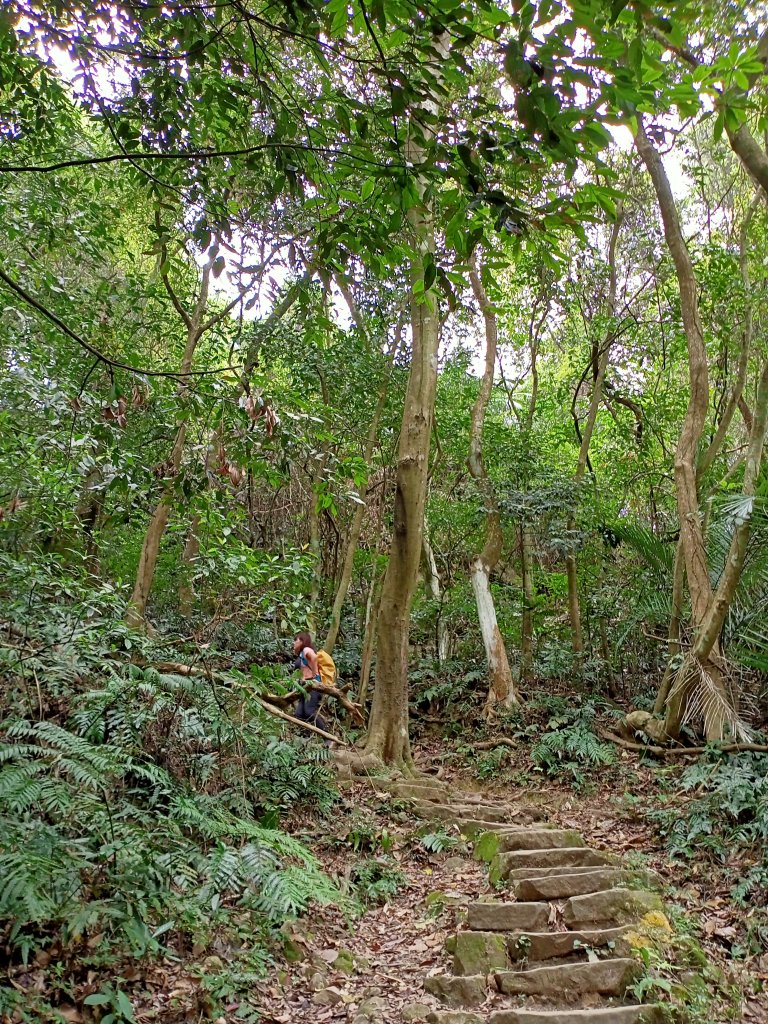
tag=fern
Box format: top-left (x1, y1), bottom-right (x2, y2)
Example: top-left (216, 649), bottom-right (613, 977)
top-left (0, 667), bottom-right (342, 964)
top-left (530, 700), bottom-right (616, 788)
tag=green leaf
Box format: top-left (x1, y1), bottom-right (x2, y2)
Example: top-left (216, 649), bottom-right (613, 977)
top-left (84, 994), bottom-right (112, 1006)
top-left (423, 255), bottom-right (437, 292)
top-left (116, 990), bottom-right (135, 1021)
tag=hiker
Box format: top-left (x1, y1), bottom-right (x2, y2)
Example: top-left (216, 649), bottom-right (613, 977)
top-left (292, 631), bottom-right (329, 732)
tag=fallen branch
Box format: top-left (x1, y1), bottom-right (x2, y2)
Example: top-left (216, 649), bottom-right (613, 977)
top-left (257, 698), bottom-right (348, 745)
top-left (597, 727), bottom-right (768, 758)
top-left (475, 738), bottom-right (517, 750)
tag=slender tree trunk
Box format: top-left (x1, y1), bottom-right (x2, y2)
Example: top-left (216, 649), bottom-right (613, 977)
top-left (422, 527), bottom-right (449, 664)
top-left (126, 420), bottom-right (189, 628)
top-left (565, 209), bottom-right (623, 669)
top-left (358, 559), bottom-right (384, 710)
top-left (125, 245), bottom-right (223, 628)
top-left (468, 253), bottom-right (519, 711)
top-left (520, 524), bottom-right (535, 684)
top-left (308, 474), bottom-right (322, 634)
top-left (179, 513), bottom-right (201, 618)
top-left (653, 536), bottom-right (685, 715)
top-left (361, 34), bottom-right (448, 768)
top-left (635, 117), bottom-right (733, 740)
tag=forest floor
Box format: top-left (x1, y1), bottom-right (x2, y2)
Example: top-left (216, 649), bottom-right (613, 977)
top-left (250, 739), bottom-right (767, 1024)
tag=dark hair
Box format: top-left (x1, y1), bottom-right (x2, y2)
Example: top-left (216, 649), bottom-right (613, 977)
top-left (295, 631), bottom-right (315, 651)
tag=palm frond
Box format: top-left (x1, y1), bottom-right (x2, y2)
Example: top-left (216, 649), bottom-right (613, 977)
top-left (611, 522), bottom-right (675, 577)
top-left (669, 656), bottom-right (755, 742)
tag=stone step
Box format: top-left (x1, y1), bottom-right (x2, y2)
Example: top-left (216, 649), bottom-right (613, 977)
top-left (563, 890), bottom-right (664, 929)
top-left (423, 973), bottom-right (487, 1008)
top-left (507, 865), bottom-right (610, 881)
top-left (467, 901), bottom-right (549, 933)
top-left (495, 829), bottom-right (586, 852)
top-left (424, 1012), bottom-right (661, 1024)
top-left (390, 782), bottom-right (449, 802)
top-left (491, 848), bottom-right (616, 881)
top-left (514, 869), bottom-right (624, 901)
top-left (413, 801), bottom-right (517, 824)
top-left (485, 1006), bottom-right (663, 1024)
top-left (494, 958), bottom-right (642, 997)
top-left (426, 1012), bottom-right (484, 1024)
top-left (414, 802), bottom-right (547, 829)
top-left (507, 927), bottom-right (631, 962)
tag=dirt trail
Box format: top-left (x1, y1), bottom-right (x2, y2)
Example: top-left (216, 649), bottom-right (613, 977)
top-left (253, 774), bottom-right (674, 1024)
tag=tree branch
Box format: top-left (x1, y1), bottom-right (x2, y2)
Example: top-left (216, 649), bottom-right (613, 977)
top-left (0, 266), bottom-right (236, 380)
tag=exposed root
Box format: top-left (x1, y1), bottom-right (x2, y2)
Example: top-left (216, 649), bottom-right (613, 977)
top-left (475, 738), bottom-right (517, 750)
top-left (597, 726), bottom-right (768, 758)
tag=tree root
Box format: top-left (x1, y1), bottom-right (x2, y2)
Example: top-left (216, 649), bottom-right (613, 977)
top-left (475, 738), bottom-right (516, 750)
top-left (597, 726), bottom-right (768, 758)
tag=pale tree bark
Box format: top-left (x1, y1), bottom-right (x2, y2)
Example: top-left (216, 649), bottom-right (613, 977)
top-left (324, 312), bottom-right (402, 655)
top-left (361, 37), bottom-right (448, 767)
top-left (635, 116), bottom-right (762, 740)
top-left (565, 208), bottom-right (623, 669)
top-left (357, 482), bottom-right (387, 709)
top-left (654, 197), bottom-right (759, 716)
top-left (358, 558), bottom-right (384, 710)
top-left (467, 253), bottom-right (519, 712)
top-left (422, 525), bottom-right (449, 664)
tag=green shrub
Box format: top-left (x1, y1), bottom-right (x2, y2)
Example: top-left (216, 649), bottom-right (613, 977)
top-left (648, 751), bottom-right (768, 914)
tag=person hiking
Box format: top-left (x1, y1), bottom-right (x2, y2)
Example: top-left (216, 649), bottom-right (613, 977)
top-left (292, 631), bottom-right (328, 732)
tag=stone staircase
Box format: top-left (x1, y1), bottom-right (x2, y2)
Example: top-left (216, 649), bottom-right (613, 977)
top-left (383, 777), bottom-right (667, 1024)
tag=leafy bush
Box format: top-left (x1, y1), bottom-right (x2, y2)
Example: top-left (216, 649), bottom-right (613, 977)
top-left (417, 827), bottom-right (459, 853)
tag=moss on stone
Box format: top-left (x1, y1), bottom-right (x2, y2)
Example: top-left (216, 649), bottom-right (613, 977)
top-left (473, 831), bottom-right (500, 863)
top-left (453, 930), bottom-right (509, 976)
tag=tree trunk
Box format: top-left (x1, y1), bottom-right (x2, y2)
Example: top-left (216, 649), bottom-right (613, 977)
top-left (308, 473), bottom-right (322, 634)
top-left (358, 558), bottom-right (384, 710)
top-left (635, 116), bottom-right (732, 740)
top-left (422, 527), bottom-right (449, 664)
top-left (520, 524), bottom-right (535, 684)
top-left (467, 253), bottom-right (519, 711)
top-left (361, 33), bottom-right (448, 768)
top-left (125, 421), bottom-right (188, 628)
top-left (179, 513), bottom-right (201, 618)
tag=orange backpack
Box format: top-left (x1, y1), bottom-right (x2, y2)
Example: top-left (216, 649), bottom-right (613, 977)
top-left (316, 650), bottom-right (337, 688)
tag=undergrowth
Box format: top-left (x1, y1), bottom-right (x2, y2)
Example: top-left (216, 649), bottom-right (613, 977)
top-left (648, 751), bottom-right (768, 953)
top-left (0, 555), bottom-right (343, 1022)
